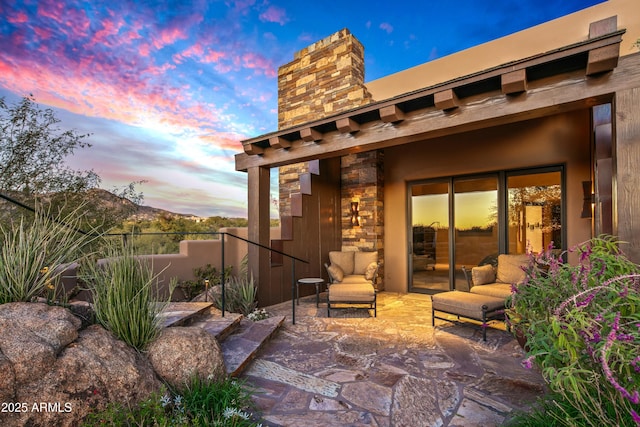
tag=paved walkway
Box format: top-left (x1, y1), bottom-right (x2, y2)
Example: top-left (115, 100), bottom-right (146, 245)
top-left (241, 292), bottom-right (546, 427)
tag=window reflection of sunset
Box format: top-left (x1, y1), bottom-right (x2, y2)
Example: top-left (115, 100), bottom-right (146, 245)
top-left (412, 192), bottom-right (496, 230)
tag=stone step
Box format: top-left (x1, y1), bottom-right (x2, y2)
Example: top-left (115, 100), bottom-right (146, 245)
top-left (221, 315), bottom-right (286, 377)
top-left (189, 307), bottom-right (244, 341)
top-left (157, 302), bottom-right (213, 328)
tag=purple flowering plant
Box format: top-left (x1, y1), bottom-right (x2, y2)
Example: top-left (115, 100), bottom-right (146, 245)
top-left (509, 236), bottom-right (640, 426)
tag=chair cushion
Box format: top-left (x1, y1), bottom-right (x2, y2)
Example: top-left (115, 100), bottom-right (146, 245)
top-left (328, 283), bottom-right (375, 302)
top-left (327, 264), bottom-right (344, 282)
top-left (470, 283), bottom-right (512, 300)
top-left (354, 251), bottom-right (378, 275)
top-left (339, 275), bottom-right (371, 284)
top-left (329, 251), bottom-right (354, 275)
top-left (432, 291), bottom-right (504, 319)
top-left (364, 262), bottom-right (378, 281)
top-left (496, 254), bottom-right (529, 285)
top-left (471, 264), bottom-right (495, 286)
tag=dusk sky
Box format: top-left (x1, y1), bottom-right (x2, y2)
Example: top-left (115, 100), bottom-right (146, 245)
top-left (0, 0), bottom-right (604, 218)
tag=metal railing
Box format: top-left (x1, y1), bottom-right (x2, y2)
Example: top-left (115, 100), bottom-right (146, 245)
top-left (0, 192), bottom-right (308, 323)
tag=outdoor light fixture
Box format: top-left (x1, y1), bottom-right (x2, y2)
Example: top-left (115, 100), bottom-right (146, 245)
top-left (581, 180), bottom-right (595, 218)
top-left (350, 201), bottom-right (360, 226)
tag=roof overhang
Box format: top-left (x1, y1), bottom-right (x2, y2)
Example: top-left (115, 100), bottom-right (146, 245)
top-left (236, 28), bottom-right (625, 172)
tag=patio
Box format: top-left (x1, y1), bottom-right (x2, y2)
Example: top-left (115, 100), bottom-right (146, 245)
top-left (242, 291), bottom-right (546, 427)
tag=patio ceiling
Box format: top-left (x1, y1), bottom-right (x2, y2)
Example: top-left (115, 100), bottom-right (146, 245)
top-left (235, 28), bottom-right (624, 172)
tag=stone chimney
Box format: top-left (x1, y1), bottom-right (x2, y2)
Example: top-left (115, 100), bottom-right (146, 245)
top-left (277, 28), bottom-right (372, 129)
top-left (278, 29), bottom-right (373, 215)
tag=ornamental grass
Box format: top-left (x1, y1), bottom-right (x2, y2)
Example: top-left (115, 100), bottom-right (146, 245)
top-left (81, 239), bottom-right (171, 352)
top-left (0, 205), bottom-right (98, 304)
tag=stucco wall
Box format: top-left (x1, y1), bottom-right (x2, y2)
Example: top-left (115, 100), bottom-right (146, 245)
top-left (383, 109), bottom-right (592, 293)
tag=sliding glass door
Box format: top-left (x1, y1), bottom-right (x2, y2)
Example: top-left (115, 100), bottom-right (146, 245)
top-left (453, 176), bottom-right (499, 290)
top-left (410, 181), bottom-right (450, 292)
top-left (507, 169), bottom-right (563, 254)
top-left (409, 167), bottom-right (563, 293)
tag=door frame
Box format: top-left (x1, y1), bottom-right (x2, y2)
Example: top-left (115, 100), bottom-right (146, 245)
top-left (407, 165), bottom-right (566, 294)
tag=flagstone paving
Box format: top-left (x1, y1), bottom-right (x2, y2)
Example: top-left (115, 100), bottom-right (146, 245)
top-left (241, 292), bottom-right (546, 427)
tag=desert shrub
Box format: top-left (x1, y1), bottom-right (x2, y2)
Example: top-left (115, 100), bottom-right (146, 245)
top-left (513, 236), bottom-right (640, 426)
top-left (179, 263), bottom-right (232, 300)
top-left (0, 205), bottom-right (98, 304)
top-left (81, 240), bottom-right (171, 351)
top-left (213, 255), bottom-right (258, 315)
top-left (83, 377), bottom-right (261, 426)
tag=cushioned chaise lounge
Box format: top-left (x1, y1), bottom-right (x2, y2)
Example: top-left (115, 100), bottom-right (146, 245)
top-left (324, 250), bottom-right (378, 317)
top-left (432, 254), bottom-right (529, 340)
top-left (431, 291), bottom-right (505, 341)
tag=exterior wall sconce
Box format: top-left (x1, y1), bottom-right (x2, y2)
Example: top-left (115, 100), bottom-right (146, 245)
top-left (581, 180), bottom-right (595, 218)
top-left (350, 201), bottom-right (360, 227)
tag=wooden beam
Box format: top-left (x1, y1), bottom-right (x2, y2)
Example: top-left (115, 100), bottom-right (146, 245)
top-left (240, 31), bottom-right (623, 149)
top-left (243, 143), bottom-right (264, 155)
top-left (501, 69), bottom-right (528, 95)
top-left (586, 44), bottom-right (620, 76)
top-left (291, 192), bottom-right (303, 217)
top-left (614, 86), bottom-right (640, 262)
top-left (434, 89), bottom-right (459, 110)
top-left (589, 16), bottom-right (617, 38)
top-left (308, 159), bottom-right (320, 175)
top-left (300, 127), bottom-right (323, 142)
top-left (336, 117), bottom-right (360, 133)
top-left (269, 136), bottom-right (291, 149)
top-left (379, 105), bottom-right (404, 123)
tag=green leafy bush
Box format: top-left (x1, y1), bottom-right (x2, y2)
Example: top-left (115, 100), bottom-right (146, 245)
top-left (83, 378), bottom-right (262, 426)
top-left (0, 206), bottom-right (97, 304)
top-left (81, 241), bottom-right (170, 352)
top-left (511, 236), bottom-right (640, 426)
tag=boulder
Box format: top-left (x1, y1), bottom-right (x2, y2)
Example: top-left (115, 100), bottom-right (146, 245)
top-left (147, 326), bottom-right (226, 388)
top-left (0, 303), bottom-right (162, 427)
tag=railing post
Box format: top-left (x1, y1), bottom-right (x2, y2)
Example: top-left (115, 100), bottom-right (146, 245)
top-left (292, 261), bottom-right (296, 325)
top-left (221, 232), bottom-right (225, 317)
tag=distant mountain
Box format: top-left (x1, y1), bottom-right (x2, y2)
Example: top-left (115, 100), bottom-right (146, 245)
top-left (87, 188), bottom-right (196, 221)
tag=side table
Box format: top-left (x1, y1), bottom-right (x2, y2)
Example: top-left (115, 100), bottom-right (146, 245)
top-left (297, 278), bottom-right (324, 307)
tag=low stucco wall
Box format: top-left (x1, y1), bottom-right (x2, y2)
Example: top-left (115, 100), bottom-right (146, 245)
top-left (61, 227), bottom-right (281, 301)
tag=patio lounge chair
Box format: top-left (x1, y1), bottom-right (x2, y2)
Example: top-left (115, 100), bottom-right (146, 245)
top-left (461, 254), bottom-right (529, 300)
top-left (324, 250), bottom-right (378, 317)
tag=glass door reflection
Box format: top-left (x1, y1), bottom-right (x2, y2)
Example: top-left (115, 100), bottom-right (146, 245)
top-left (453, 177), bottom-right (499, 290)
top-left (410, 181), bottom-right (450, 293)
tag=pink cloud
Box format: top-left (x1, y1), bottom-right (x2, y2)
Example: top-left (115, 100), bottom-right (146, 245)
top-left (7, 11), bottom-right (28, 24)
top-left (37, 0), bottom-right (91, 39)
top-left (173, 42), bottom-right (226, 65)
top-left (204, 50), bottom-right (225, 63)
top-left (380, 22), bottom-right (394, 34)
top-left (259, 5), bottom-right (288, 25)
top-left (241, 52), bottom-right (276, 77)
top-left (152, 26), bottom-right (188, 50)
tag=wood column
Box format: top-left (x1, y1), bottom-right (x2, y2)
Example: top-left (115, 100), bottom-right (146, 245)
top-left (247, 166), bottom-right (271, 302)
top-left (614, 87), bottom-right (640, 262)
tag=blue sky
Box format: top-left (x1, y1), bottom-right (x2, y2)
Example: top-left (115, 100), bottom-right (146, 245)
top-left (0, 0), bottom-right (604, 217)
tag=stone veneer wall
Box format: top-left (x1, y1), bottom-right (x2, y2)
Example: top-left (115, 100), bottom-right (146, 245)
top-left (276, 28), bottom-right (384, 283)
top-left (341, 151), bottom-right (385, 289)
top-left (277, 29), bottom-right (372, 215)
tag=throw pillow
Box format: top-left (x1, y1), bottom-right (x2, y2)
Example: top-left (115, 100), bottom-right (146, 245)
top-left (327, 264), bottom-right (344, 282)
top-left (496, 254), bottom-right (529, 284)
top-left (471, 264), bottom-right (496, 286)
top-left (354, 251), bottom-right (377, 275)
top-left (329, 251), bottom-right (354, 275)
top-left (364, 262), bottom-right (378, 281)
